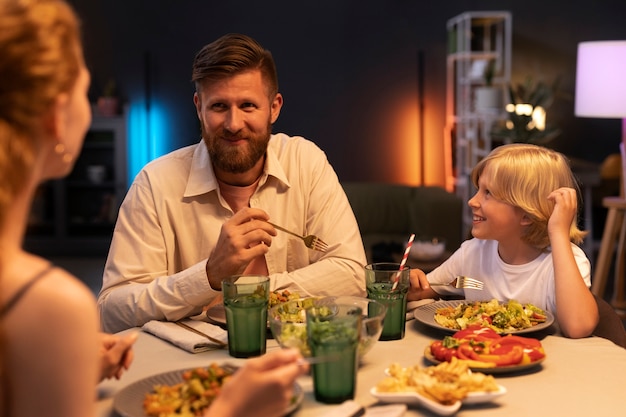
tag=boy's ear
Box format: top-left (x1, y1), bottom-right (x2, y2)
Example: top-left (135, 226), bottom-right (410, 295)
top-left (520, 213), bottom-right (534, 226)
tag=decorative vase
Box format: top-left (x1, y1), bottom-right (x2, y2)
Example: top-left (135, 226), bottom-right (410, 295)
top-left (96, 97), bottom-right (119, 116)
top-left (474, 87), bottom-right (502, 113)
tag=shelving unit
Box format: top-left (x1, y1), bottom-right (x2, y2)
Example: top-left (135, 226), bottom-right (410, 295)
top-left (444, 11), bottom-right (512, 237)
top-left (25, 107), bottom-right (128, 256)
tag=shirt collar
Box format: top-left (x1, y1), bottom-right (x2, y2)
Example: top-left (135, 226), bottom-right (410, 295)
top-left (183, 136), bottom-right (291, 198)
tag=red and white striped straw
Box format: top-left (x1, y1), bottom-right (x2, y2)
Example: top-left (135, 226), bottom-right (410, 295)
top-left (392, 233), bottom-right (414, 290)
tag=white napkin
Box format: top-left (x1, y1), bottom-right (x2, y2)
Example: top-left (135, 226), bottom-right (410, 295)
top-left (320, 401), bottom-right (406, 417)
top-left (142, 319), bottom-right (228, 353)
top-left (364, 404), bottom-right (407, 417)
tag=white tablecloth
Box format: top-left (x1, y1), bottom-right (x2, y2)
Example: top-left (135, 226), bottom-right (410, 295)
top-left (97, 319), bottom-right (626, 416)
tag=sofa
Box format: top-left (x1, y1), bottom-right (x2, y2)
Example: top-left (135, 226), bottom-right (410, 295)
top-left (341, 182), bottom-right (464, 263)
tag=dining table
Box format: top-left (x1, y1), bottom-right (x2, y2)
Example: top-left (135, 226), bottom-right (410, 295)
top-left (97, 312), bottom-right (626, 417)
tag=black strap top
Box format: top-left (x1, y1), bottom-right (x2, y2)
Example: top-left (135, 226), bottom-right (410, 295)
top-left (0, 264), bottom-right (54, 318)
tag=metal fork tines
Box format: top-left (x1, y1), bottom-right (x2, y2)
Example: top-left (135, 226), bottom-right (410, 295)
top-left (267, 222), bottom-right (328, 252)
top-left (431, 275), bottom-right (484, 290)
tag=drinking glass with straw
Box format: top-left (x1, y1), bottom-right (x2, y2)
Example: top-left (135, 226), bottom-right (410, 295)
top-left (364, 234), bottom-right (413, 341)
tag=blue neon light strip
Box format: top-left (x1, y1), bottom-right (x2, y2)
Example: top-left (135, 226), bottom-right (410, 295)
top-left (127, 100), bottom-right (170, 187)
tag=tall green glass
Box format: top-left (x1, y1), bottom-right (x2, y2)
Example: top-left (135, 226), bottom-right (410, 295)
top-left (222, 275), bottom-right (269, 358)
top-left (306, 303), bottom-right (362, 404)
top-left (365, 263), bottom-right (410, 340)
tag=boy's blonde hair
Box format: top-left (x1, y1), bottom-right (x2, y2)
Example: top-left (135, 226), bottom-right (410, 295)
top-left (470, 143), bottom-right (586, 249)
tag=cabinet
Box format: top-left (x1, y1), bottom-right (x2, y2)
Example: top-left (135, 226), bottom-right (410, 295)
top-left (444, 11), bottom-right (512, 237)
top-left (26, 107), bottom-right (128, 256)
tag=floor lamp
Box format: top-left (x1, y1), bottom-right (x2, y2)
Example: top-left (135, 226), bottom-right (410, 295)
top-left (575, 40), bottom-right (626, 311)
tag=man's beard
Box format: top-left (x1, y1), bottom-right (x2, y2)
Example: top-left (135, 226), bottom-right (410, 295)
top-left (202, 121), bottom-right (271, 174)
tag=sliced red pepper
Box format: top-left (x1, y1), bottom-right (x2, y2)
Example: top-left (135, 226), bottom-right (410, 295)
top-left (497, 335), bottom-right (542, 348)
top-left (474, 345), bottom-right (524, 366)
top-left (487, 335), bottom-right (545, 364)
top-left (523, 346), bottom-right (546, 362)
top-left (490, 335), bottom-right (543, 355)
top-left (453, 325), bottom-right (501, 341)
top-left (455, 342), bottom-right (477, 360)
top-left (433, 329), bottom-right (545, 367)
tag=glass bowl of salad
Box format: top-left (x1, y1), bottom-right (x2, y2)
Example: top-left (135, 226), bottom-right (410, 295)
top-left (268, 295), bottom-right (387, 360)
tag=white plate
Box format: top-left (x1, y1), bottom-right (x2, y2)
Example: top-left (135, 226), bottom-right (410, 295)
top-left (113, 366), bottom-right (303, 417)
top-left (205, 303), bottom-right (226, 325)
top-left (406, 299), bottom-right (436, 321)
top-left (413, 299), bottom-right (555, 334)
top-left (463, 385), bottom-right (507, 404)
top-left (370, 387), bottom-right (461, 416)
top-left (370, 384), bottom-right (506, 415)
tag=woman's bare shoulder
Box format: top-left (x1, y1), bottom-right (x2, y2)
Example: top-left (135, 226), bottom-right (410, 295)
top-left (4, 259), bottom-right (100, 417)
top-left (42, 266), bottom-right (95, 300)
top-left (3, 254), bottom-right (97, 324)
top-left (29, 267), bottom-right (97, 322)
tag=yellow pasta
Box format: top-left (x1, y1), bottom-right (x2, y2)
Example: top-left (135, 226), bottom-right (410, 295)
top-left (434, 299), bottom-right (547, 332)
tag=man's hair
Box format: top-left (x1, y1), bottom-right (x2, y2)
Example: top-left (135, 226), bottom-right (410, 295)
top-left (471, 143), bottom-right (586, 249)
top-left (191, 33), bottom-right (278, 98)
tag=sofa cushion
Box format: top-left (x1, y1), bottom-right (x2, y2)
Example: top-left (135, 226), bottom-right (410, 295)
top-left (342, 183), bottom-right (415, 235)
top-left (342, 182), bottom-right (463, 261)
top-left (411, 186), bottom-right (464, 249)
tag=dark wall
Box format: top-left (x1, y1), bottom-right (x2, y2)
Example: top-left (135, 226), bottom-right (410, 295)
top-left (69, 0), bottom-right (626, 185)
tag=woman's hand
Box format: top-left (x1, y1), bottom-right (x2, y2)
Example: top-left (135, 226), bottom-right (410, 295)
top-left (206, 348), bottom-right (308, 417)
top-left (98, 332), bottom-right (137, 381)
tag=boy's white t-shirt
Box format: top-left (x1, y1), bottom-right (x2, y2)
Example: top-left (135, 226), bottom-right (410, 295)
top-left (426, 238), bottom-right (592, 317)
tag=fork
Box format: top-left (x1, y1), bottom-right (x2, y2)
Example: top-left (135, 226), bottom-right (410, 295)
top-left (267, 222), bottom-right (329, 252)
top-left (174, 321), bottom-right (227, 348)
top-left (430, 276), bottom-right (484, 290)
top-left (297, 354), bottom-right (343, 365)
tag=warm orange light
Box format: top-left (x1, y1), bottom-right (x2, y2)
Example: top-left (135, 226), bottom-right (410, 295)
top-left (381, 86), bottom-right (447, 186)
top-left (391, 97), bottom-right (420, 185)
top-left (354, 77), bottom-right (447, 187)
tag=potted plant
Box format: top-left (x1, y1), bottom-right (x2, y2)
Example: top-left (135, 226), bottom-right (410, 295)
top-left (96, 79), bottom-right (120, 116)
top-left (474, 59), bottom-right (503, 112)
top-left (491, 76), bottom-right (561, 145)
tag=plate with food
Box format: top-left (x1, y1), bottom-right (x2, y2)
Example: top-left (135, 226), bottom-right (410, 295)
top-left (369, 389), bottom-right (461, 416)
top-left (413, 299), bottom-right (554, 334)
top-left (423, 325), bottom-right (547, 374)
top-left (423, 347), bottom-right (545, 374)
top-left (371, 358), bottom-right (506, 416)
top-left (113, 363), bottom-right (303, 417)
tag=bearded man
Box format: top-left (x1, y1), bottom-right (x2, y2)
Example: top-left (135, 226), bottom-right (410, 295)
top-left (98, 33), bottom-right (366, 332)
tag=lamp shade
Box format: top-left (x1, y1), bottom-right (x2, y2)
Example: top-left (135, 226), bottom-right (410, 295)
top-left (575, 41), bottom-right (626, 118)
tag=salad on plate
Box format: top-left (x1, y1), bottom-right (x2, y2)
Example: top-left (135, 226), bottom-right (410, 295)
top-left (434, 299), bottom-right (547, 333)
